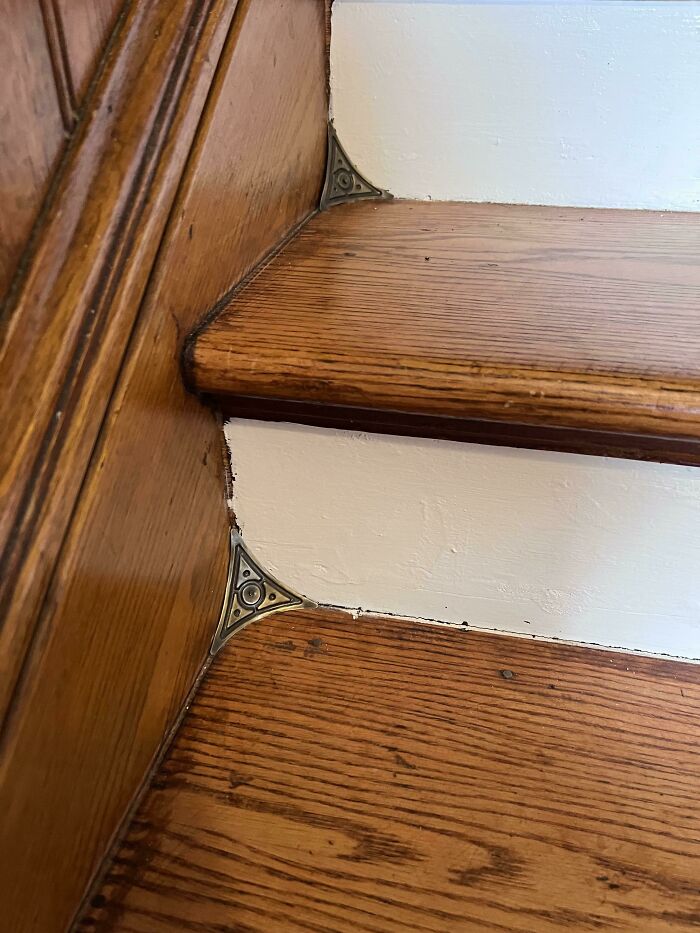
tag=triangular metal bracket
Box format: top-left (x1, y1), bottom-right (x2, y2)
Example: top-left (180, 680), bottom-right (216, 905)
top-left (210, 529), bottom-right (316, 655)
top-left (320, 123), bottom-right (392, 210)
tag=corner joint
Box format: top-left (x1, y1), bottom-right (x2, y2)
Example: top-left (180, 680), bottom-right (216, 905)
top-left (320, 123), bottom-right (392, 211)
top-left (211, 530), bottom-right (316, 655)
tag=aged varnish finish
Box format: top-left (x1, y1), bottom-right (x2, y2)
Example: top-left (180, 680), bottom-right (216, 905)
top-left (0, 2), bottom-right (328, 931)
top-left (187, 200), bottom-right (700, 463)
top-left (84, 609), bottom-right (700, 932)
top-left (0, 0), bottom-right (236, 729)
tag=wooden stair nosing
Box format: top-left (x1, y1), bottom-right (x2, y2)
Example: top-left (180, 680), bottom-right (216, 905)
top-left (185, 199), bottom-right (700, 463)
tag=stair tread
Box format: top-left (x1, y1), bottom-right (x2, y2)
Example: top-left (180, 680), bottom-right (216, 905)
top-left (187, 200), bottom-right (700, 459)
top-left (85, 608), bottom-right (700, 933)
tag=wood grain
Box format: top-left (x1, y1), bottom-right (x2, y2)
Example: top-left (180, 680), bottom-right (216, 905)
top-left (0, 2), bottom-right (328, 931)
top-left (0, 0), bottom-right (65, 303)
top-left (83, 608), bottom-right (700, 932)
top-left (0, 0), bottom-right (237, 724)
top-left (39, 0), bottom-right (78, 130)
top-left (187, 200), bottom-right (700, 460)
top-left (55, 0), bottom-right (125, 107)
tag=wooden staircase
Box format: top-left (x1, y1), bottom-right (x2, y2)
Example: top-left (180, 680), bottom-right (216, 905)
top-left (186, 199), bottom-right (700, 465)
top-left (3, 3), bottom-right (700, 932)
top-left (83, 609), bottom-right (700, 932)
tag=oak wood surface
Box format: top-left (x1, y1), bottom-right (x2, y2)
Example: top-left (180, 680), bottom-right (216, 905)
top-left (0, 0), bottom-right (65, 302)
top-left (55, 0), bottom-right (125, 107)
top-left (188, 200), bottom-right (700, 459)
top-left (39, 0), bottom-right (79, 130)
top-left (0, 0), bottom-right (236, 724)
top-left (84, 608), bottom-right (700, 932)
top-left (0, 2), bottom-right (328, 931)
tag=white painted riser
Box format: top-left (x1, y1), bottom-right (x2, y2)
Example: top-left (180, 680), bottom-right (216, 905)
top-left (331, 0), bottom-right (700, 211)
top-left (227, 421), bottom-right (700, 661)
top-left (224, 1), bottom-right (700, 660)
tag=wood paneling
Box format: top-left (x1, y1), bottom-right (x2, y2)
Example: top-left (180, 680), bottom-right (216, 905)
top-left (2, 0), bottom-right (125, 305)
top-left (0, 2), bottom-right (328, 931)
top-left (0, 0), bottom-right (236, 725)
top-left (84, 609), bottom-right (700, 933)
top-left (187, 200), bottom-right (700, 463)
top-left (40, 0), bottom-right (78, 130)
top-left (55, 0), bottom-right (125, 107)
top-left (0, 0), bottom-right (65, 303)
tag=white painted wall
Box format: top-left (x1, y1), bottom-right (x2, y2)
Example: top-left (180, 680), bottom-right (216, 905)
top-left (223, 2), bottom-right (700, 658)
top-left (331, 1), bottom-right (700, 210)
top-left (227, 421), bottom-right (700, 659)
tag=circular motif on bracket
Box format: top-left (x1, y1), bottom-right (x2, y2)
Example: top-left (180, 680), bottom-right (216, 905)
top-left (334, 169), bottom-right (354, 192)
top-left (239, 581), bottom-right (264, 608)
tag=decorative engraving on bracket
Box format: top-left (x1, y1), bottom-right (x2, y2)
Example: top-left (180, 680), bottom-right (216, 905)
top-left (320, 123), bottom-right (392, 210)
top-left (210, 530), bottom-right (315, 655)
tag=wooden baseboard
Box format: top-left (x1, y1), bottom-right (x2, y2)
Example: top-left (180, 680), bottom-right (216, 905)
top-left (0, 0), bottom-right (237, 724)
top-left (0, 3), bottom-right (328, 931)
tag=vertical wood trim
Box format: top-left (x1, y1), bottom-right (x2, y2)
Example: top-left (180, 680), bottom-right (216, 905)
top-left (0, 0), bottom-right (66, 304)
top-left (0, 0), bottom-right (237, 726)
top-left (55, 0), bottom-right (126, 108)
top-left (38, 0), bottom-right (78, 131)
top-left (0, 2), bottom-right (328, 930)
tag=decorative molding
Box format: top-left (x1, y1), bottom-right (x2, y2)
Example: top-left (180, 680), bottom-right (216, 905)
top-left (320, 123), bottom-right (392, 210)
top-left (0, 0), bottom-right (235, 725)
top-left (39, 0), bottom-right (78, 132)
top-left (211, 530), bottom-right (315, 654)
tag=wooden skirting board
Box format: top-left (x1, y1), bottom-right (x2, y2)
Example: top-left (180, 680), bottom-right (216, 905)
top-left (82, 608), bottom-right (700, 932)
top-left (1, 0), bottom-right (234, 730)
top-left (0, 3), bottom-right (328, 932)
top-left (186, 199), bottom-right (700, 465)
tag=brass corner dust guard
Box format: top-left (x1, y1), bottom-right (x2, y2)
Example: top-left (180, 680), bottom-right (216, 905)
top-left (320, 123), bottom-right (392, 210)
top-left (211, 530), bottom-right (316, 655)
